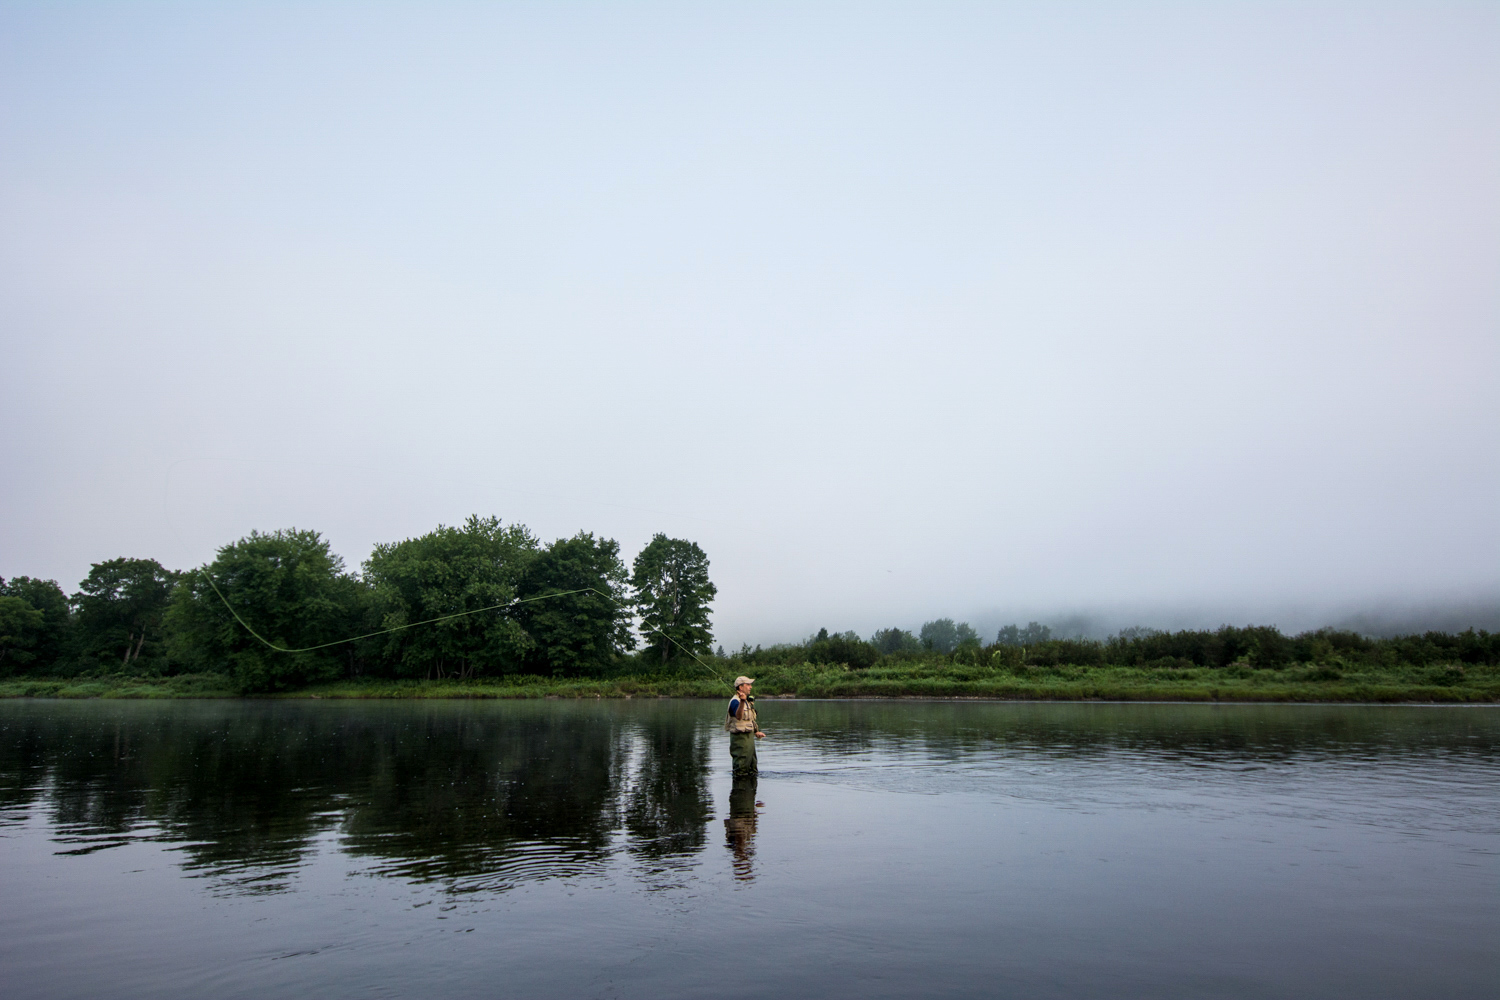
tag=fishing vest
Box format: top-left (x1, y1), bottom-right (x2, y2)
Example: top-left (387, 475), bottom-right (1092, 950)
top-left (725, 696), bottom-right (758, 733)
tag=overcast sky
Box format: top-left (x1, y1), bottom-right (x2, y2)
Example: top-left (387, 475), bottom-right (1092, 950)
top-left (3, 3), bottom-right (1497, 646)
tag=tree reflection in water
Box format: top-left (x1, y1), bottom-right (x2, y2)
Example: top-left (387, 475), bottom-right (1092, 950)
top-left (625, 716), bottom-right (712, 856)
top-left (0, 701), bottom-right (715, 894)
top-left (12, 700), bottom-right (1473, 896)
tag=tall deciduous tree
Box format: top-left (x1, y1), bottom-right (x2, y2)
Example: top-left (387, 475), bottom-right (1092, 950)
top-left (513, 532), bottom-right (635, 677)
top-left (995, 622), bottom-right (1052, 647)
top-left (0, 596), bottom-right (46, 673)
top-left (167, 529), bottom-right (363, 692)
top-left (918, 618), bottom-right (980, 654)
top-left (0, 576), bottom-right (70, 673)
top-left (807, 629), bottom-right (879, 668)
top-left (72, 558), bottom-right (180, 672)
top-left (870, 627), bottom-right (920, 656)
top-left (630, 535), bottom-right (716, 666)
top-left (363, 516), bottom-right (537, 680)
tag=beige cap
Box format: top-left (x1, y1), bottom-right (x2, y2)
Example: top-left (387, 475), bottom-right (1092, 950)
top-left (733, 675), bottom-right (755, 687)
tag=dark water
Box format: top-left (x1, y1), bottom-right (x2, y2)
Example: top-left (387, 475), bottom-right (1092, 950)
top-left (1, 700), bottom-right (1496, 999)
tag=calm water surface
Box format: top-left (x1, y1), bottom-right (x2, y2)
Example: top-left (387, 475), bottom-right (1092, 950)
top-left (1, 699), bottom-right (1496, 999)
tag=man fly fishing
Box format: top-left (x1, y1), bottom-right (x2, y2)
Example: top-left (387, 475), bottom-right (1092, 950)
top-left (725, 675), bottom-right (765, 777)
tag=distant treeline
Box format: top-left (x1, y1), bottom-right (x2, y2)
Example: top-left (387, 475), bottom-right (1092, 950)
top-left (734, 618), bottom-right (1500, 675)
top-left (5, 527), bottom-right (1498, 695)
top-left (0, 517), bottom-right (716, 692)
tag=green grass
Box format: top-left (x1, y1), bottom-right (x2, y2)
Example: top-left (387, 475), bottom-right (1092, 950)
top-left (3, 660), bottom-right (1497, 702)
top-left (741, 660), bottom-right (1500, 703)
top-left (0, 673), bottom-right (239, 699)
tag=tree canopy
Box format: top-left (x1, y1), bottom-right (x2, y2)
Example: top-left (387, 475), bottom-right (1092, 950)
top-left (995, 622), bottom-right (1053, 646)
top-left (72, 558), bottom-right (180, 672)
top-left (807, 628), bottom-right (879, 668)
top-left (0, 596), bottom-right (46, 672)
top-left (919, 618), bottom-right (980, 653)
top-left (513, 532), bottom-right (635, 676)
top-left (0, 576), bottom-right (69, 671)
top-left (167, 529), bottom-right (360, 692)
top-left (363, 516), bottom-right (537, 680)
top-left (630, 535), bottom-right (716, 665)
top-left (871, 627), bottom-right (921, 655)
top-left (8, 520), bottom-right (700, 681)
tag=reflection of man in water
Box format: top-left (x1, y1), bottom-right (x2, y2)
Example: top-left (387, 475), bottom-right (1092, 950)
top-left (725, 676), bottom-right (765, 777)
top-left (724, 775), bottom-right (759, 880)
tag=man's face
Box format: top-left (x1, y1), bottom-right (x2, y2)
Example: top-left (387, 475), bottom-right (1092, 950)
top-left (738, 683), bottom-right (752, 697)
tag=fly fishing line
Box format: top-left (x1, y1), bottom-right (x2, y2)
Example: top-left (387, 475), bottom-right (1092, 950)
top-left (198, 568), bottom-right (733, 689)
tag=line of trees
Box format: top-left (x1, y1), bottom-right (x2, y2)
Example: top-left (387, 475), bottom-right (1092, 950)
top-left (8, 533), bottom-right (1499, 691)
top-left (731, 618), bottom-right (1500, 673)
top-left (0, 518), bottom-right (717, 692)
top-left (738, 617), bottom-right (1029, 668)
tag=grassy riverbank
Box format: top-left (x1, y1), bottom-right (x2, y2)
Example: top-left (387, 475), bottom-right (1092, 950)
top-left (3, 659), bottom-right (1497, 702)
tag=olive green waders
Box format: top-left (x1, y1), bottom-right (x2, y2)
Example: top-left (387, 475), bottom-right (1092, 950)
top-left (729, 730), bottom-right (758, 777)
top-left (726, 695), bottom-right (759, 776)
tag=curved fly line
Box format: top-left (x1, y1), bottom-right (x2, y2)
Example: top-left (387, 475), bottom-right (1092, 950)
top-left (197, 569), bottom-right (731, 689)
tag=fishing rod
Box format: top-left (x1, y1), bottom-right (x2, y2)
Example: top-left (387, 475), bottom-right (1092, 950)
top-left (197, 569), bottom-right (734, 689)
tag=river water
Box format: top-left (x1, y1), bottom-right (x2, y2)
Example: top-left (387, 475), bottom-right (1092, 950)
top-left (1, 699), bottom-right (1495, 999)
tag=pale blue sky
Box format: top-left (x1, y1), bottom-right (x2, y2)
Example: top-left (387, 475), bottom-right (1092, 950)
top-left (3, 3), bottom-right (1497, 644)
